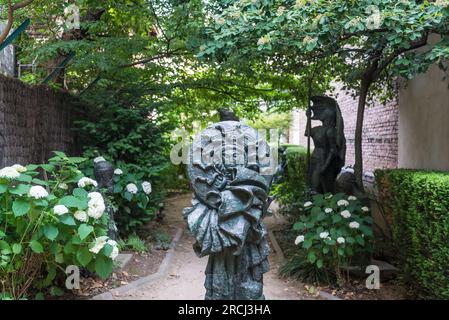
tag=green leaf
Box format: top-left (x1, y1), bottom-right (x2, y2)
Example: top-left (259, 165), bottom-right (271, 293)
top-left (303, 238), bottom-right (313, 249)
top-left (73, 188), bottom-right (88, 200)
top-left (9, 184), bottom-right (31, 196)
top-left (307, 251), bottom-right (317, 264)
top-left (317, 259), bottom-right (324, 269)
top-left (59, 214), bottom-right (76, 226)
top-left (0, 184), bottom-right (8, 194)
top-left (41, 164), bottom-right (55, 172)
top-left (124, 192), bottom-right (133, 202)
top-left (0, 231), bottom-right (5, 239)
top-left (78, 224), bottom-right (94, 241)
top-left (17, 174), bottom-right (32, 183)
top-left (293, 222), bottom-right (304, 231)
top-left (67, 157), bottom-right (87, 164)
top-left (12, 243), bottom-right (22, 254)
top-left (59, 196), bottom-right (83, 208)
top-left (95, 256), bottom-right (113, 280)
top-left (31, 178), bottom-right (49, 186)
top-left (76, 247), bottom-right (93, 267)
top-left (12, 199), bottom-right (31, 217)
top-left (43, 225), bottom-right (59, 241)
top-left (29, 240), bottom-right (44, 254)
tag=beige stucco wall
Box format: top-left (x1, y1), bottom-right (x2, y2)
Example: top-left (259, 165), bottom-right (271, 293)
top-left (398, 64), bottom-right (449, 171)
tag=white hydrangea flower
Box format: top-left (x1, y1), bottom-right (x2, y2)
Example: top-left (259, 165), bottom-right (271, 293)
top-left (89, 236), bottom-right (109, 254)
top-left (126, 183), bottom-right (138, 194)
top-left (54, 205), bottom-right (69, 216)
top-left (324, 208), bottom-right (333, 214)
top-left (303, 36), bottom-right (318, 46)
top-left (295, 235), bottom-right (305, 245)
top-left (12, 164), bottom-right (27, 173)
top-left (341, 210), bottom-right (351, 219)
top-left (78, 177), bottom-right (98, 188)
top-left (59, 183), bottom-right (68, 190)
top-left (87, 192), bottom-right (105, 219)
top-left (74, 210), bottom-right (88, 222)
top-left (0, 167), bottom-right (20, 179)
top-left (349, 221), bottom-right (360, 229)
top-left (319, 232), bottom-right (329, 239)
top-left (142, 181), bottom-right (152, 195)
top-left (28, 186), bottom-right (49, 199)
top-left (348, 196), bottom-right (357, 201)
top-left (337, 199), bottom-right (349, 207)
top-left (94, 156), bottom-right (106, 163)
top-left (361, 206), bottom-right (370, 212)
top-left (303, 201), bottom-right (313, 208)
top-left (114, 168), bottom-right (123, 175)
top-left (337, 237), bottom-right (345, 244)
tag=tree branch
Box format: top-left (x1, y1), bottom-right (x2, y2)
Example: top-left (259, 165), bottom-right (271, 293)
top-left (0, 0), bottom-right (35, 45)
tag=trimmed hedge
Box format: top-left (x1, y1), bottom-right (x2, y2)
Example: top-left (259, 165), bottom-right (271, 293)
top-left (375, 169), bottom-right (449, 299)
top-left (272, 145), bottom-right (308, 216)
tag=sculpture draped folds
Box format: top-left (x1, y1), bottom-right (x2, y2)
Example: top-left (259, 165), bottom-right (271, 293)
top-left (183, 115), bottom-right (275, 300)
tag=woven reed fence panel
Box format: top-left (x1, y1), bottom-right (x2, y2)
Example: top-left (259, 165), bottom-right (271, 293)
top-left (0, 75), bottom-right (84, 167)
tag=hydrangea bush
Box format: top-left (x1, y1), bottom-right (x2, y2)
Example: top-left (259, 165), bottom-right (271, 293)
top-left (0, 152), bottom-right (117, 300)
top-left (293, 193), bottom-right (374, 284)
top-left (80, 158), bottom-right (162, 236)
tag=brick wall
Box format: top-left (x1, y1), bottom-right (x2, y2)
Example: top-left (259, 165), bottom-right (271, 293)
top-left (335, 89), bottom-right (399, 173)
top-left (0, 75), bottom-right (84, 167)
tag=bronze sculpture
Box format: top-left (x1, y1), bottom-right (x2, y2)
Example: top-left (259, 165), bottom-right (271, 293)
top-left (94, 160), bottom-right (118, 240)
top-left (183, 110), bottom-right (275, 300)
top-left (305, 96), bottom-right (346, 194)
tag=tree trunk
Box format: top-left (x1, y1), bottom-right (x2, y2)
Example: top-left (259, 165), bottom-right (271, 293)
top-left (354, 80), bottom-right (370, 191)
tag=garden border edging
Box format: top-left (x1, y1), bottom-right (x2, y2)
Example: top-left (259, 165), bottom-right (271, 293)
top-left (92, 227), bottom-right (184, 300)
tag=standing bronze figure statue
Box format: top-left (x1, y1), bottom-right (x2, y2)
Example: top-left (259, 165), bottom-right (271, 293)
top-left (183, 110), bottom-right (276, 300)
top-left (305, 96), bottom-right (346, 194)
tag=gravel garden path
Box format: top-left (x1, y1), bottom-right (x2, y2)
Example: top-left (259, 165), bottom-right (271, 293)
top-left (109, 194), bottom-right (309, 300)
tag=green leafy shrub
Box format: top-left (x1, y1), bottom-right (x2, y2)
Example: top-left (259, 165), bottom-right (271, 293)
top-left (375, 169), bottom-right (449, 299)
top-left (271, 145), bottom-right (308, 216)
top-left (292, 193), bottom-right (374, 285)
top-left (0, 152), bottom-right (117, 300)
top-left (80, 159), bottom-right (164, 236)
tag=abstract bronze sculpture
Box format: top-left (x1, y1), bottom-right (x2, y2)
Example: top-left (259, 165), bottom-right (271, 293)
top-left (183, 111), bottom-right (276, 300)
top-left (305, 96), bottom-right (346, 194)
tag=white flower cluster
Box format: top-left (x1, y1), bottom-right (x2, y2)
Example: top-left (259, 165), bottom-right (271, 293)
top-left (302, 36), bottom-right (317, 46)
top-left (319, 231), bottom-right (330, 239)
top-left (114, 168), bottom-right (123, 175)
top-left (295, 235), bottom-right (305, 245)
top-left (74, 210), bottom-right (88, 222)
top-left (142, 181), bottom-right (152, 195)
top-left (28, 186), bottom-right (49, 199)
top-left (12, 164), bottom-right (27, 173)
top-left (324, 208), bottom-right (333, 214)
top-left (78, 177), bottom-right (98, 189)
top-left (303, 201), bottom-right (313, 208)
top-left (348, 196), bottom-right (357, 201)
top-left (337, 237), bottom-right (345, 244)
top-left (340, 210), bottom-right (351, 219)
top-left (0, 166), bottom-right (21, 179)
top-left (276, 6), bottom-right (285, 16)
top-left (337, 199), bottom-right (349, 207)
top-left (126, 183), bottom-right (138, 194)
top-left (349, 221), bottom-right (360, 229)
top-left (361, 206), bottom-right (370, 212)
top-left (435, 0), bottom-right (449, 8)
top-left (89, 236), bottom-right (119, 260)
top-left (54, 205), bottom-right (69, 216)
top-left (87, 192), bottom-right (106, 219)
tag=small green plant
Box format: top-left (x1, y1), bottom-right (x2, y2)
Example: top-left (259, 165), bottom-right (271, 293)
top-left (118, 234), bottom-right (148, 254)
top-left (292, 193), bottom-right (374, 285)
top-left (154, 231), bottom-right (172, 250)
top-left (0, 152), bottom-right (118, 299)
